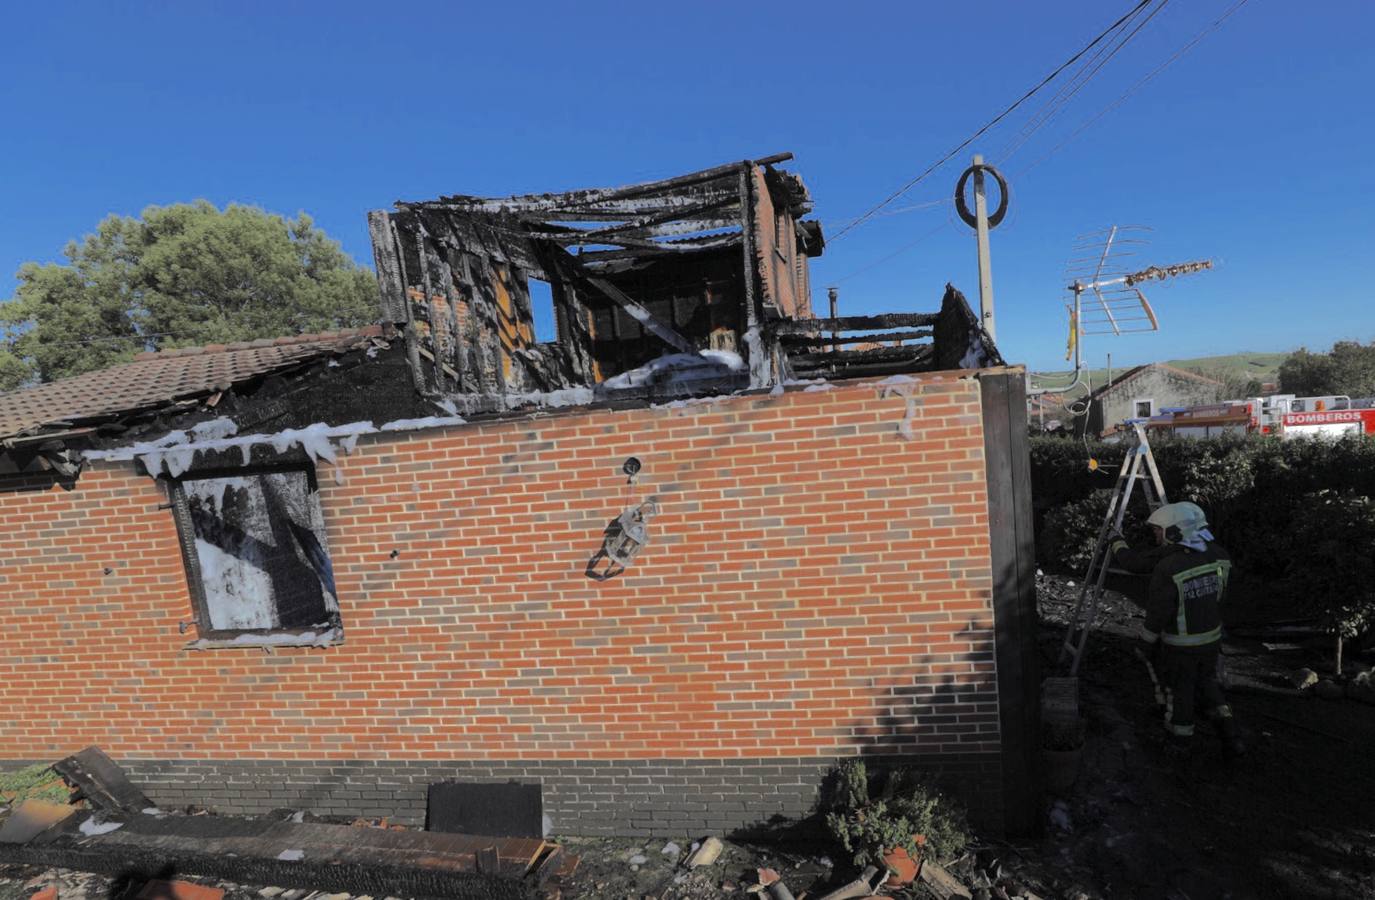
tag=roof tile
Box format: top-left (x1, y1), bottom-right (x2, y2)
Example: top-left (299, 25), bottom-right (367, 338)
top-left (0, 325), bottom-right (383, 440)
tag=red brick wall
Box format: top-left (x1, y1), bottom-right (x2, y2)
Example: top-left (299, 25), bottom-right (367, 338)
top-left (0, 374), bottom-right (998, 769)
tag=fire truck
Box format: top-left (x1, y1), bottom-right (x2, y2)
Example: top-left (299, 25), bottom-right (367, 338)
top-left (1140, 394), bottom-right (1375, 439)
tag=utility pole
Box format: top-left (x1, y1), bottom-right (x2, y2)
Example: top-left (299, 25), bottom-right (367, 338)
top-left (972, 154), bottom-right (996, 341)
top-left (1107, 352), bottom-right (1113, 386)
top-left (955, 155), bottom-right (1008, 343)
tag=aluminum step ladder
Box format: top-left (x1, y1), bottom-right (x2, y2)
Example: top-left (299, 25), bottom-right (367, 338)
top-left (1057, 421), bottom-right (1167, 675)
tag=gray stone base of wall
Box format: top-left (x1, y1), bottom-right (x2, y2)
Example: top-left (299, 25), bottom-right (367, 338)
top-left (91, 755), bottom-right (1002, 838)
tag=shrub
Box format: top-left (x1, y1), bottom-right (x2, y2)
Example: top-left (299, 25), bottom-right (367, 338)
top-left (823, 759), bottom-right (969, 870)
top-left (1030, 433), bottom-right (1375, 591)
top-left (1287, 490), bottom-right (1375, 663)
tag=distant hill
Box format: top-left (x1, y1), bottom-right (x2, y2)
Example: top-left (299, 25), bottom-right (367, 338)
top-left (1034, 350), bottom-right (1290, 392)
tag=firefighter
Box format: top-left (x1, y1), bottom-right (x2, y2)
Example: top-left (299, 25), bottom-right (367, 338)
top-left (1110, 501), bottom-right (1246, 758)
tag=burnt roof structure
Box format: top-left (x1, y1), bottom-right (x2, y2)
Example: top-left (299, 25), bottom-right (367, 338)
top-left (368, 153), bottom-right (1001, 411)
top-left (0, 328), bottom-right (386, 444)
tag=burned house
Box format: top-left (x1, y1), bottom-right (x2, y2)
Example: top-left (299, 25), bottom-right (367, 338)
top-left (0, 154), bottom-right (1039, 836)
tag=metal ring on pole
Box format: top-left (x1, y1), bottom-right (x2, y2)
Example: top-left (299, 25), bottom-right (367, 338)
top-left (955, 162), bottom-right (1009, 229)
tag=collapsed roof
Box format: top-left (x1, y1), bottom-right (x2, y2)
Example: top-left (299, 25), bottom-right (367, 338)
top-left (368, 152), bottom-right (1002, 411)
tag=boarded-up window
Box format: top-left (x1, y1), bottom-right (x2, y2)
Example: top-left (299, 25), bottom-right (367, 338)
top-left (170, 468), bottom-right (341, 644)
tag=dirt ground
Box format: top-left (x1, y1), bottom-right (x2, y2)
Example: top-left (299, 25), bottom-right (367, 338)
top-left (3, 574), bottom-right (1373, 900)
top-left (1029, 573), bottom-right (1375, 900)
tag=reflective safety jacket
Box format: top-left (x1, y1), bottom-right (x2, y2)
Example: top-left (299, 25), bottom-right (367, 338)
top-left (1111, 540), bottom-right (1232, 648)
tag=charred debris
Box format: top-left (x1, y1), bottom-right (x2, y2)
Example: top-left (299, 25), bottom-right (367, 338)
top-left (0, 152), bottom-right (1002, 480)
top-left (368, 151), bottom-right (1003, 412)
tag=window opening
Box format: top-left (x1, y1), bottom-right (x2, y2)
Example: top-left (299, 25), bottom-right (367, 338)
top-left (1134, 399), bottom-right (1156, 418)
top-left (170, 466), bottom-right (341, 644)
top-left (529, 278), bottom-right (557, 343)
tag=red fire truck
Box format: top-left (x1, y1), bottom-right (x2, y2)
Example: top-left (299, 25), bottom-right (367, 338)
top-left (1141, 395), bottom-right (1375, 439)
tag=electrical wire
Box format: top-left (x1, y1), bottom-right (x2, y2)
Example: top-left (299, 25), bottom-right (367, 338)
top-left (993, 0), bottom-right (1157, 164)
top-left (826, 196), bottom-right (949, 232)
top-left (1016, 0), bottom-right (1255, 177)
top-left (996, 0), bottom-right (1171, 166)
top-left (827, 0), bottom-right (1154, 243)
top-left (829, 219), bottom-right (953, 285)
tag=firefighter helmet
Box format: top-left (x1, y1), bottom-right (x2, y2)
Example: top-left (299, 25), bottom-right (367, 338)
top-left (1147, 502), bottom-right (1209, 544)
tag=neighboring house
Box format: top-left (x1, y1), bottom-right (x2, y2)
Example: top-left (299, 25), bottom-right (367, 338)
top-left (1081, 363), bottom-right (1222, 437)
top-left (0, 155), bottom-right (1041, 836)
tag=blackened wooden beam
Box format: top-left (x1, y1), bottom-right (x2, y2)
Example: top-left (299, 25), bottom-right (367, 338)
top-left (738, 164), bottom-right (769, 389)
top-left (525, 198), bottom-right (739, 243)
top-left (0, 813), bottom-right (542, 900)
top-left (368, 211), bottom-right (408, 324)
top-left (778, 329), bottom-right (932, 346)
top-left (52, 747), bottom-right (152, 813)
top-left (583, 277), bottom-right (695, 353)
top-left (572, 238), bottom-right (742, 262)
top-left (787, 344), bottom-right (932, 367)
top-left (770, 313), bottom-right (941, 335)
top-left (420, 153), bottom-right (792, 212)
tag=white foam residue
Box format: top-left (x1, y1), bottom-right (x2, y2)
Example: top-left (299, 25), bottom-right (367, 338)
top-left (194, 536), bottom-right (275, 629)
top-left (879, 380), bottom-right (920, 441)
top-left (85, 421), bottom-right (376, 470)
top-left (79, 817), bottom-right (124, 836)
top-left (380, 416), bottom-right (466, 432)
top-left (327, 359), bottom-right (341, 368)
top-left (598, 350), bottom-right (745, 393)
top-left (187, 627), bottom-right (342, 650)
top-left (803, 383), bottom-right (834, 392)
top-left (959, 333), bottom-right (992, 369)
top-left (769, 383), bottom-right (785, 397)
top-left (698, 349), bottom-right (746, 371)
top-left (501, 387), bottom-right (597, 409)
top-left (277, 849), bottom-right (305, 861)
top-left (435, 398), bottom-right (459, 415)
top-left (190, 418), bottom-right (239, 441)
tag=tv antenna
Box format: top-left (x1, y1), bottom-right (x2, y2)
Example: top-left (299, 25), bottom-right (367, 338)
top-left (1035, 225), bottom-right (1213, 397)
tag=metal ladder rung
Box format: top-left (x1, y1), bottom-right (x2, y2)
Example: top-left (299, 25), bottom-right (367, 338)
top-left (1058, 423), bottom-right (1167, 674)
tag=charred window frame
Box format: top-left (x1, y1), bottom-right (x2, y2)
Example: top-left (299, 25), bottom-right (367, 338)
top-left (168, 463), bottom-right (342, 649)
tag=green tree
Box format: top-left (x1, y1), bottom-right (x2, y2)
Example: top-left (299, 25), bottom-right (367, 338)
top-left (0, 201), bottom-right (378, 389)
top-left (1278, 342), bottom-right (1375, 397)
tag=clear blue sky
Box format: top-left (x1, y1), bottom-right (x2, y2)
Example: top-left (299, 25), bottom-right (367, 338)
top-left (3, 0), bottom-right (1372, 373)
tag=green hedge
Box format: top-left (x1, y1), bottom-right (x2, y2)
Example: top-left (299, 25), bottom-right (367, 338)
top-left (1029, 434), bottom-right (1375, 618)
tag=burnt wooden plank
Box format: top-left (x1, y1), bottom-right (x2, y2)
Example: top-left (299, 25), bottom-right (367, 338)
top-left (935, 284), bottom-right (1005, 370)
top-left (477, 845), bottom-right (501, 875)
top-left (532, 846), bottom-right (564, 885)
top-left (584, 278), bottom-right (694, 354)
top-left (0, 815), bottom-right (539, 900)
top-left (368, 211), bottom-right (408, 324)
top-left (770, 313), bottom-right (940, 336)
top-left (787, 345), bottom-right (931, 367)
top-left (419, 154), bottom-right (789, 211)
top-left (778, 329), bottom-right (932, 347)
top-left (52, 747), bottom-right (152, 812)
top-left (980, 371), bottom-right (1040, 836)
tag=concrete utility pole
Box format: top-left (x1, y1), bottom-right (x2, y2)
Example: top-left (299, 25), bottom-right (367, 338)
top-left (955, 154), bottom-right (1008, 343)
top-left (972, 154), bottom-right (996, 341)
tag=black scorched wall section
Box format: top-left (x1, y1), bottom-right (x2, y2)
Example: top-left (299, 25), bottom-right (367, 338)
top-left (979, 369), bottom-right (1040, 835)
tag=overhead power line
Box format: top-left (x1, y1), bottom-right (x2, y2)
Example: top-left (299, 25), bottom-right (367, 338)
top-left (828, 0), bottom-right (1156, 243)
top-left (831, 220), bottom-right (952, 285)
top-left (995, 0), bottom-right (1171, 166)
top-left (1016, 0), bottom-right (1256, 176)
